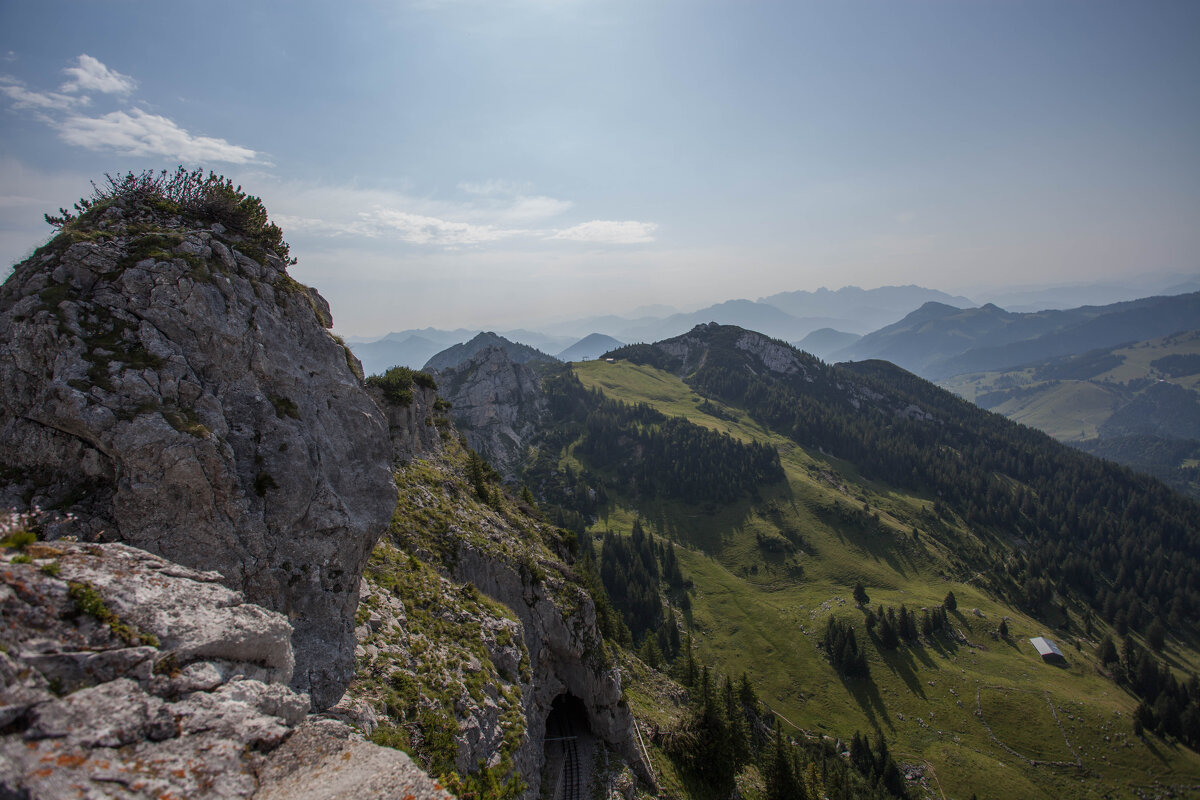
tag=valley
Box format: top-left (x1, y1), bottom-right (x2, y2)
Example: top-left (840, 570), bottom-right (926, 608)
top-left (565, 357), bottom-right (1200, 799)
top-left (941, 331), bottom-right (1200, 497)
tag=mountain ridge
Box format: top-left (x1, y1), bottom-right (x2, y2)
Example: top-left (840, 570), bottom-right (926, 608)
top-left (423, 331), bottom-right (559, 371)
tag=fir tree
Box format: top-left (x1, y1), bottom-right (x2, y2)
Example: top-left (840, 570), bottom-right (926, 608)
top-left (944, 590), bottom-right (957, 611)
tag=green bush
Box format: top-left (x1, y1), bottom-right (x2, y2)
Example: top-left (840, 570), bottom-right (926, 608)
top-left (46, 167), bottom-right (296, 265)
top-left (367, 366), bottom-right (416, 406)
top-left (68, 580), bottom-right (159, 647)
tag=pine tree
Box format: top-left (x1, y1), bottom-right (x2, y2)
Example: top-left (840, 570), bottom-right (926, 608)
top-left (682, 634), bottom-right (699, 687)
top-left (1097, 635), bottom-right (1119, 665)
top-left (639, 636), bottom-right (663, 669)
top-left (724, 674), bottom-right (751, 769)
top-left (764, 722), bottom-right (806, 800)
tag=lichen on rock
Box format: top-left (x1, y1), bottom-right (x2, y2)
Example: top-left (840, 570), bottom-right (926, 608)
top-left (0, 534), bottom-right (451, 800)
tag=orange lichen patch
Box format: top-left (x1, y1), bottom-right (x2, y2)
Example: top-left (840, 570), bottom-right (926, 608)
top-left (31, 768), bottom-right (53, 778)
top-left (55, 753), bottom-right (90, 768)
top-left (172, 769), bottom-right (187, 779)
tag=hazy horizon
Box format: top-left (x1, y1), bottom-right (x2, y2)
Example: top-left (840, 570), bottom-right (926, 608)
top-left (3, 1), bottom-right (1198, 336)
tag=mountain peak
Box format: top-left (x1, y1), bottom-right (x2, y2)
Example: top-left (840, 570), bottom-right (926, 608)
top-left (424, 331), bottom-right (558, 371)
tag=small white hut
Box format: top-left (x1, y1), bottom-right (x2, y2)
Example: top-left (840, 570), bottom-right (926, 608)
top-left (1030, 636), bottom-right (1065, 663)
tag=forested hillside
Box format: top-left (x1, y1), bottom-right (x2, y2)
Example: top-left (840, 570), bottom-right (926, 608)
top-left (564, 324), bottom-right (1200, 798)
top-left (608, 326), bottom-right (1200, 643)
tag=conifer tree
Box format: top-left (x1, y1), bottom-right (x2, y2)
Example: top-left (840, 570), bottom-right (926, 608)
top-left (764, 722), bottom-right (806, 800)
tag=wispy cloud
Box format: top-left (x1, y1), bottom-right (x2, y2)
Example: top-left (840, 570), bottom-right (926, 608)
top-left (263, 180), bottom-right (654, 249)
top-left (1, 54), bottom-right (258, 165)
top-left (57, 109), bottom-right (258, 163)
top-left (360, 207), bottom-right (529, 245)
top-left (0, 77), bottom-right (86, 111)
top-left (60, 54), bottom-right (136, 95)
top-left (551, 220), bottom-right (659, 244)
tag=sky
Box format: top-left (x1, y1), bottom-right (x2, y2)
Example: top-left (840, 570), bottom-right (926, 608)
top-left (1, 0), bottom-right (1197, 336)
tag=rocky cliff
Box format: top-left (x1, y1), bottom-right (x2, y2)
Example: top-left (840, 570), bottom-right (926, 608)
top-left (431, 346), bottom-right (549, 481)
top-left (351, 385), bottom-right (652, 798)
top-left (0, 189), bottom-right (395, 708)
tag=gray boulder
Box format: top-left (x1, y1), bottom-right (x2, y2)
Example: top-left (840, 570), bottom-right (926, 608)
top-left (0, 538), bottom-right (450, 800)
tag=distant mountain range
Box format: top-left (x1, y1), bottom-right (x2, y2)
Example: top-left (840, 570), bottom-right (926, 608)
top-left (793, 327), bottom-right (862, 361)
top-left (941, 329), bottom-right (1200, 497)
top-left (760, 284), bottom-right (973, 330)
top-left (347, 284), bottom-right (977, 373)
top-left (836, 292), bottom-right (1200, 379)
top-left (974, 276), bottom-right (1200, 313)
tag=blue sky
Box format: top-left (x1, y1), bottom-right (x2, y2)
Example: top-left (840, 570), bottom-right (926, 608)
top-left (1, 0), bottom-right (1197, 335)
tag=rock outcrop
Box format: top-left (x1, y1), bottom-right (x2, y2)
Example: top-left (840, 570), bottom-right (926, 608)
top-left (369, 383), bottom-right (446, 465)
top-left (0, 196), bottom-right (395, 708)
top-left (349, 412), bottom-right (653, 798)
top-left (432, 346), bottom-right (549, 480)
top-left (0, 537), bottom-right (451, 800)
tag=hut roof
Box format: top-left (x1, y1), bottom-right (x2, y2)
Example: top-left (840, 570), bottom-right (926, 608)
top-left (1030, 636), bottom-right (1064, 659)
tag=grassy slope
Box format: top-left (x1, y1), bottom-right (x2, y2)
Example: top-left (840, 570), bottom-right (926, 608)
top-left (573, 359), bottom-right (1200, 800)
top-left (941, 330), bottom-right (1200, 442)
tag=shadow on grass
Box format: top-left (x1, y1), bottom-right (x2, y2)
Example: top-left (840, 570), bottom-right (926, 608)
top-left (925, 629), bottom-right (964, 661)
top-left (875, 645), bottom-right (929, 701)
top-left (841, 673), bottom-right (894, 733)
top-left (643, 495), bottom-right (760, 556)
top-left (910, 642), bottom-right (938, 671)
top-left (809, 503), bottom-right (920, 580)
top-left (1141, 734), bottom-right (1173, 766)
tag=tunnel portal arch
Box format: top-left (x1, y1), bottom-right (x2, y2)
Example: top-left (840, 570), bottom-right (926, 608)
top-left (542, 693), bottom-right (594, 800)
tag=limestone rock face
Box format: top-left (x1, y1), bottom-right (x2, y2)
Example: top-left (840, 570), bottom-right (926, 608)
top-left (370, 383), bottom-right (445, 464)
top-left (0, 200), bottom-right (395, 708)
top-left (451, 544), bottom-right (649, 790)
top-left (0, 540), bottom-right (301, 798)
top-left (0, 539), bottom-right (450, 800)
top-left (433, 346), bottom-right (548, 480)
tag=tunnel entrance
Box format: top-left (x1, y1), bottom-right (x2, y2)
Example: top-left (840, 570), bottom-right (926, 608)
top-left (542, 693), bottom-right (594, 800)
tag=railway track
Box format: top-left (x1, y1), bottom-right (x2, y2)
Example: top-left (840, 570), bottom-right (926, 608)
top-left (547, 713), bottom-right (583, 800)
